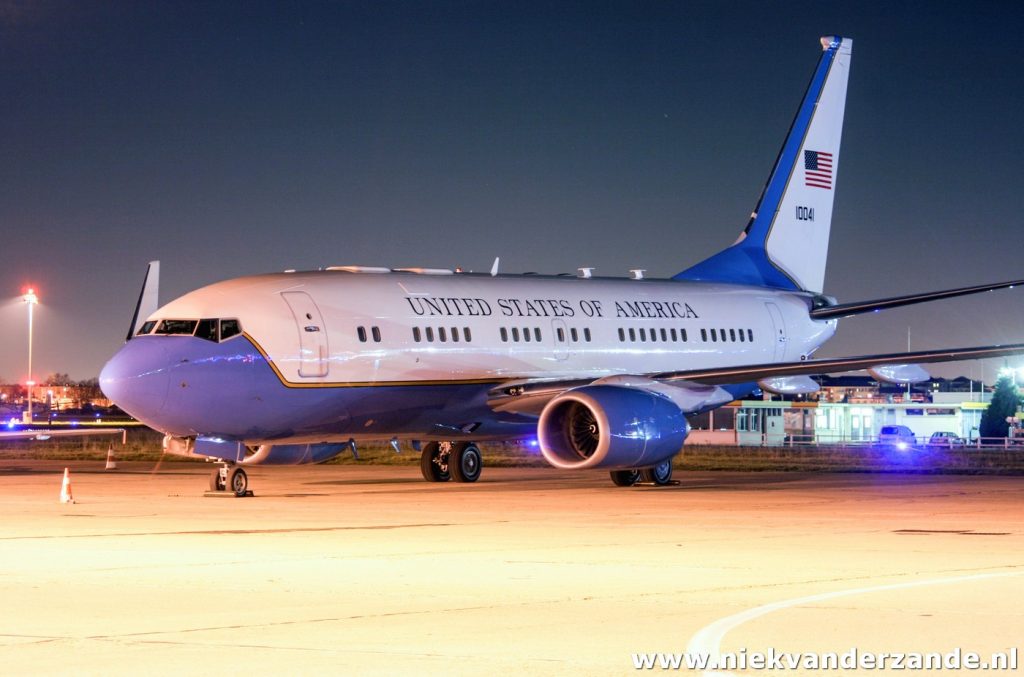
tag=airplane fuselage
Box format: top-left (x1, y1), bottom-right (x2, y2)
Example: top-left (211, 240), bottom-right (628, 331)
top-left (103, 269), bottom-right (837, 444)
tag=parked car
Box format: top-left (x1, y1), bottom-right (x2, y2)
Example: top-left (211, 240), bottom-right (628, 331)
top-left (927, 431), bottom-right (965, 448)
top-left (878, 425), bottom-right (916, 450)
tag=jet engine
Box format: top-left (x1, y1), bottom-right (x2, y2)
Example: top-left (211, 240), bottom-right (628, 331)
top-left (537, 385), bottom-right (688, 470)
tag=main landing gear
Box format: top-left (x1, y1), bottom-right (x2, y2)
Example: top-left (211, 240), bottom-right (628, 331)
top-left (208, 462), bottom-right (251, 497)
top-left (420, 441), bottom-right (482, 483)
top-left (609, 459), bottom-right (674, 487)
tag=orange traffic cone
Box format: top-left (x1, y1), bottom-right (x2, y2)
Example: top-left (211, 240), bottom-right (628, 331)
top-left (104, 444), bottom-right (118, 471)
top-left (60, 467), bottom-right (75, 504)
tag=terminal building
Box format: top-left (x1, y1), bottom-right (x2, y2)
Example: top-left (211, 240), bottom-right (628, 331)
top-left (687, 376), bottom-right (992, 446)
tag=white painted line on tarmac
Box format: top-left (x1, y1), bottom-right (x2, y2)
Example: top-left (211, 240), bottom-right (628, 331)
top-left (686, 570), bottom-right (1024, 677)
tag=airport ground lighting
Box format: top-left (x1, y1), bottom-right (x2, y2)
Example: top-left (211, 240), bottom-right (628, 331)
top-left (23, 288), bottom-right (38, 424)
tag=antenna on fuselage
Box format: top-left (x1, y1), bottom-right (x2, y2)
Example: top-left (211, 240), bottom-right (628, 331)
top-left (490, 257), bottom-right (500, 276)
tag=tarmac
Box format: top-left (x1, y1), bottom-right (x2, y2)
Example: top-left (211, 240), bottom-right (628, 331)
top-left (0, 460), bottom-right (1021, 675)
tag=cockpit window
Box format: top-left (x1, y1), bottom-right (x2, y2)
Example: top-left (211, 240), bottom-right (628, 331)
top-left (146, 318), bottom-right (241, 341)
top-left (155, 319), bottom-right (198, 335)
top-left (195, 319), bottom-right (218, 342)
top-left (219, 319), bottom-right (241, 340)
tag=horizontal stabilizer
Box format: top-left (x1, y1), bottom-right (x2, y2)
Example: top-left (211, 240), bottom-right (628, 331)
top-left (810, 278), bottom-right (1024, 320)
top-left (656, 343), bottom-right (1024, 385)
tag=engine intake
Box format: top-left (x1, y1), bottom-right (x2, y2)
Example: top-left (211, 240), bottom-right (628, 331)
top-left (538, 385), bottom-right (688, 470)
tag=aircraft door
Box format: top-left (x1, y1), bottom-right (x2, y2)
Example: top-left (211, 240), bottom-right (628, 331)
top-left (551, 319), bottom-right (569, 361)
top-left (281, 291), bottom-right (330, 377)
top-left (765, 302), bottom-right (787, 362)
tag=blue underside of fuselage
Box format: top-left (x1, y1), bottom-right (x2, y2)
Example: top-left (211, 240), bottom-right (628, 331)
top-left (100, 335), bottom-right (538, 443)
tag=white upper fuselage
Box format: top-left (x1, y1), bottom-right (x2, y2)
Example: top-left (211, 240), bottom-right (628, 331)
top-left (148, 268), bottom-right (837, 385)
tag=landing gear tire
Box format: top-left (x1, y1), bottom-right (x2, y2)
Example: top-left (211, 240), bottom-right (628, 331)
top-left (420, 441), bottom-right (451, 482)
top-left (209, 467), bottom-right (226, 492)
top-left (639, 460), bottom-right (673, 486)
top-left (229, 467), bottom-right (248, 496)
top-left (609, 469), bottom-right (641, 487)
top-left (449, 442), bottom-right (482, 483)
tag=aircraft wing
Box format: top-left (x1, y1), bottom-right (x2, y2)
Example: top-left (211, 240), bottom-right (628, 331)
top-left (487, 342), bottom-right (1024, 415)
top-left (0, 428), bottom-right (127, 441)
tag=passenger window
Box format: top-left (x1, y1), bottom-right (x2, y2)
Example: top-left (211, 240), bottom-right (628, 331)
top-left (670, 328), bottom-right (677, 342)
top-left (660, 328), bottom-right (667, 341)
top-left (711, 329), bottom-right (718, 342)
top-left (629, 328), bottom-right (636, 342)
top-left (219, 319), bottom-right (241, 340)
top-left (729, 329), bottom-right (736, 342)
top-left (156, 319), bottom-right (198, 335)
top-left (451, 327), bottom-right (459, 342)
top-left (372, 326), bottom-right (381, 342)
top-left (534, 328), bottom-right (541, 342)
top-left (738, 329), bottom-right (745, 342)
top-left (357, 326), bottom-right (367, 342)
top-left (426, 327), bottom-right (434, 342)
top-left (556, 327), bottom-right (565, 342)
top-left (511, 327), bottom-right (520, 342)
top-left (413, 327), bottom-right (422, 342)
top-left (618, 328), bottom-right (625, 342)
top-left (701, 328), bottom-right (707, 342)
top-left (584, 328), bottom-right (591, 342)
top-left (720, 328), bottom-right (727, 341)
top-left (681, 328), bottom-right (687, 342)
top-left (464, 327), bottom-right (472, 342)
top-left (523, 327), bottom-right (531, 342)
top-left (136, 320), bottom-right (157, 336)
top-left (639, 328), bottom-right (646, 341)
top-left (438, 327), bottom-right (447, 342)
top-left (500, 327), bottom-right (508, 342)
top-left (748, 329), bottom-right (754, 342)
top-left (571, 328), bottom-right (579, 342)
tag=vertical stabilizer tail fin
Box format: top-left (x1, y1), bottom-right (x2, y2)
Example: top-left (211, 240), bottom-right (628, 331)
top-left (675, 36), bottom-right (852, 293)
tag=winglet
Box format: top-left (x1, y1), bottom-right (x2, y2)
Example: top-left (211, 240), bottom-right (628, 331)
top-left (125, 261), bottom-right (160, 341)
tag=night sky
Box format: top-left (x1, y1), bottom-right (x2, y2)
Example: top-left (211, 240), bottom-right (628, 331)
top-left (2, 1), bottom-right (1023, 383)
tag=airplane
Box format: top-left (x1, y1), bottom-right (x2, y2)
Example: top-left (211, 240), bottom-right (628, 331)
top-left (99, 36), bottom-right (1024, 495)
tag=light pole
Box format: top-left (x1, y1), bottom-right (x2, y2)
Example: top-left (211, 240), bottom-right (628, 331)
top-left (23, 288), bottom-right (38, 425)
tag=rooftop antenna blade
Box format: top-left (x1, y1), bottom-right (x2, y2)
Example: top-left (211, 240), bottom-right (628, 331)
top-left (490, 257), bottom-right (500, 277)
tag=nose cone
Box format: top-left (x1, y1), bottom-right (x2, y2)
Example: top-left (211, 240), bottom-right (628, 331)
top-left (100, 339), bottom-right (171, 426)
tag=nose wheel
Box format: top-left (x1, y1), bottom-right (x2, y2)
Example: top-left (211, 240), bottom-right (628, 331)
top-left (208, 463), bottom-right (251, 497)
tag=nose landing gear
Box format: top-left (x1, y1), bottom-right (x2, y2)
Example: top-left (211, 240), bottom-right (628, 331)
top-left (207, 463), bottom-right (252, 497)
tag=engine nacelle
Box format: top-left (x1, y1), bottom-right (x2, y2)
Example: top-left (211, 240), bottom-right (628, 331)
top-left (537, 385), bottom-right (688, 470)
